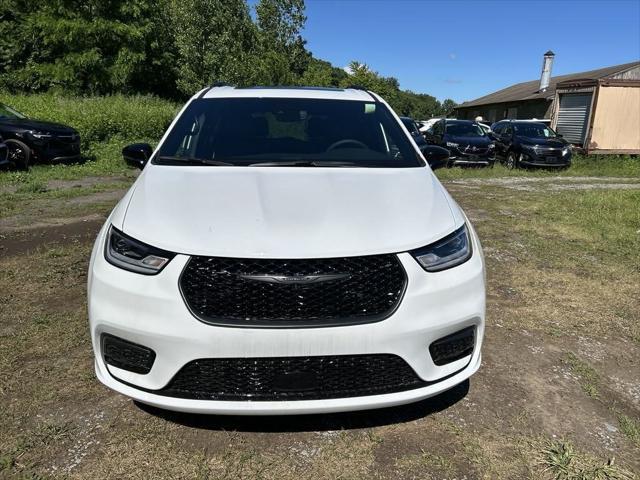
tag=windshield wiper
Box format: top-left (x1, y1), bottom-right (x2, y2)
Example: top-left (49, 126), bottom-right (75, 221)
top-left (155, 155), bottom-right (234, 166)
top-left (248, 160), bottom-right (358, 167)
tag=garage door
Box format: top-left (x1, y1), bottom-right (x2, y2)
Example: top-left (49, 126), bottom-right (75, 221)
top-left (556, 93), bottom-right (592, 144)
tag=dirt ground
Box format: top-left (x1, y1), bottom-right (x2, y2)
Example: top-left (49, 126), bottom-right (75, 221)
top-left (1, 175), bottom-right (638, 479)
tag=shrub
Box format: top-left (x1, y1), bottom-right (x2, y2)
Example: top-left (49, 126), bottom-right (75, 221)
top-left (0, 92), bottom-right (180, 146)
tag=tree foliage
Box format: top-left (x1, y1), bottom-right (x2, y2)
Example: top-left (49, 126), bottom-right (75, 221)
top-left (0, 0), bottom-right (457, 115)
top-left (0, 0), bottom-right (176, 95)
top-left (255, 0), bottom-right (309, 84)
top-left (170, 0), bottom-right (257, 95)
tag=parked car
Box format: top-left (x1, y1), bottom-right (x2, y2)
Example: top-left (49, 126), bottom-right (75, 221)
top-left (400, 116), bottom-right (428, 145)
top-left (425, 119), bottom-right (495, 167)
top-left (490, 120), bottom-right (571, 169)
top-left (88, 86), bottom-right (486, 415)
top-left (0, 102), bottom-right (81, 169)
top-left (417, 118), bottom-right (440, 133)
top-left (477, 122), bottom-right (492, 135)
top-left (490, 118), bottom-right (552, 130)
top-left (397, 116), bottom-right (450, 170)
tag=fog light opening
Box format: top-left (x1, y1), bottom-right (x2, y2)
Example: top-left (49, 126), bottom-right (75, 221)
top-left (102, 334), bottom-right (156, 374)
top-left (429, 326), bottom-right (475, 366)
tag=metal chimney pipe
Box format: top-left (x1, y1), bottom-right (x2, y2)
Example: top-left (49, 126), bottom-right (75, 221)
top-left (539, 50), bottom-right (555, 92)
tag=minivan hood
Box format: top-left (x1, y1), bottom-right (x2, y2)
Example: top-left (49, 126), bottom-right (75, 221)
top-left (121, 165), bottom-right (459, 258)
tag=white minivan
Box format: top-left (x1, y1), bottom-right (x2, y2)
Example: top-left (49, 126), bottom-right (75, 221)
top-left (88, 86), bottom-right (485, 415)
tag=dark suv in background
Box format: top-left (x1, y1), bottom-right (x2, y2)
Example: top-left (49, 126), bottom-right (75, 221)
top-left (490, 120), bottom-right (571, 169)
top-left (0, 103), bottom-right (81, 169)
top-left (398, 116), bottom-right (450, 170)
top-left (425, 119), bottom-right (495, 167)
top-left (400, 116), bottom-right (429, 149)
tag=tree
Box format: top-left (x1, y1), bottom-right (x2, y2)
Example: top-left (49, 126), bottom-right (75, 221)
top-left (0, 0), bottom-right (177, 96)
top-left (439, 98), bottom-right (458, 116)
top-left (299, 59), bottom-right (333, 87)
top-left (0, 0), bottom-right (451, 116)
top-left (254, 0), bottom-right (310, 84)
top-left (171, 0), bottom-right (257, 95)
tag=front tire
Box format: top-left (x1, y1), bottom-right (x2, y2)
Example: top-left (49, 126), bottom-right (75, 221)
top-left (505, 151), bottom-right (518, 169)
top-left (6, 139), bottom-right (31, 170)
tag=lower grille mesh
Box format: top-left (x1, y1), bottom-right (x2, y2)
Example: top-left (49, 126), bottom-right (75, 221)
top-left (158, 354), bottom-right (428, 401)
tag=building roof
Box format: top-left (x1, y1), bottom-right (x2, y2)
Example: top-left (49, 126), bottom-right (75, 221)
top-left (200, 86), bottom-right (377, 102)
top-left (457, 61), bottom-right (640, 108)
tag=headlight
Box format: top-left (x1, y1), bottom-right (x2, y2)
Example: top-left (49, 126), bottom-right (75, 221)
top-left (105, 226), bottom-right (175, 275)
top-left (562, 147), bottom-right (571, 156)
top-left (522, 144), bottom-right (537, 151)
top-left (28, 131), bottom-right (52, 139)
top-left (488, 143), bottom-right (495, 149)
top-left (410, 225), bottom-right (472, 272)
top-left (446, 142), bottom-right (459, 148)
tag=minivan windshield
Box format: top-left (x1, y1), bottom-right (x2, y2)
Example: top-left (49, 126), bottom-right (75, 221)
top-left (444, 123), bottom-right (485, 137)
top-left (156, 98), bottom-right (422, 167)
top-left (514, 123), bottom-right (558, 138)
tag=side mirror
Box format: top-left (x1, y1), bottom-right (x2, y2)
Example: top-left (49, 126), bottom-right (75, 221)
top-left (422, 145), bottom-right (450, 170)
top-left (122, 143), bottom-right (152, 169)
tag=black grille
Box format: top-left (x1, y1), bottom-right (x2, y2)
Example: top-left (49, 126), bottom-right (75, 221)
top-left (157, 354), bottom-right (428, 401)
top-left (460, 146), bottom-right (489, 155)
top-left (102, 334), bottom-right (156, 374)
top-left (179, 255), bottom-right (407, 327)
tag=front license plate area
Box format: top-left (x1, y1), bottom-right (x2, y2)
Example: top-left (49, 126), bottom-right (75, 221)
top-left (272, 371), bottom-right (319, 392)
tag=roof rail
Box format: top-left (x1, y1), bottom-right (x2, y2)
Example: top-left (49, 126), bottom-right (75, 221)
top-left (345, 84), bottom-right (379, 102)
top-left (198, 82), bottom-right (233, 98)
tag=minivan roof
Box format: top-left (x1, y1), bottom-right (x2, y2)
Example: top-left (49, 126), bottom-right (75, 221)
top-left (199, 85), bottom-right (378, 102)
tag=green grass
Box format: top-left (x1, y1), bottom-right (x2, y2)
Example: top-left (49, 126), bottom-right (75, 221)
top-left (0, 137), bottom-right (146, 188)
top-left (564, 353), bottom-right (600, 398)
top-left (0, 177), bottom-right (130, 218)
top-left (539, 439), bottom-right (635, 480)
top-left (0, 92), bottom-right (179, 146)
top-left (0, 420), bottom-right (74, 477)
top-left (436, 155), bottom-right (640, 180)
top-left (533, 189), bottom-right (640, 264)
top-left (0, 91), bottom-right (174, 189)
top-left (617, 413), bottom-right (640, 448)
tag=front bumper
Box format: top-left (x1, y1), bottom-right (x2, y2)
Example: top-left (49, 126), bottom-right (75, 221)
top-left (449, 157), bottom-right (494, 167)
top-left (519, 150), bottom-right (571, 167)
top-left (31, 137), bottom-right (81, 163)
top-left (88, 222), bottom-right (486, 415)
top-left (448, 149), bottom-right (495, 167)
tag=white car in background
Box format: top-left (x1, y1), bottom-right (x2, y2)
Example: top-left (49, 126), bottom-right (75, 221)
top-left (88, 86), bottom-right (486, 415)
top-left (418, 118), bottom-right (441, 133)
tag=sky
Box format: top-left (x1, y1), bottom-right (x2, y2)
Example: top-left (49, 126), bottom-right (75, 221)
top-left (301, 0), bottom-right (640, 102)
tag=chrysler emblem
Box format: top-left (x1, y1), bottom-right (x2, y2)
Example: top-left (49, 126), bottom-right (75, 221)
top-left (239, 273), bottom-right (351, 284)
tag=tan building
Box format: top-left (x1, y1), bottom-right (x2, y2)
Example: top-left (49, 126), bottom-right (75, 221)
top-left (454, 53), bottom-right (640, 154)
